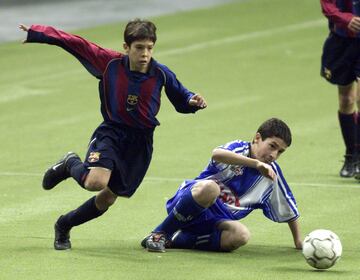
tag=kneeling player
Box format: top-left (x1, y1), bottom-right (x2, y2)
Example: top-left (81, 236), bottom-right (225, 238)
top-left (142, 118), bottom-right (302, 252)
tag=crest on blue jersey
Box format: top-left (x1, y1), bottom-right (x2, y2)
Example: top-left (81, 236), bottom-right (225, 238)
top-left (127, 94), bottom-right (138, 106)
top-left (126, 94), bottom-right (138, 112)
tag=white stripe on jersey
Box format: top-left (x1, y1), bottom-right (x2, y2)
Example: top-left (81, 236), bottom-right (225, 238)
top-left (273, 163), bottom-right (298, 214)
top-left (193, 140), bottom-right (298, 223)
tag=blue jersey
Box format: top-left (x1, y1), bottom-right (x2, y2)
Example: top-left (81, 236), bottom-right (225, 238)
top-left (182, 140), bottom-right (299, 223)
top-left (26, 25), bottom-right (198, 129)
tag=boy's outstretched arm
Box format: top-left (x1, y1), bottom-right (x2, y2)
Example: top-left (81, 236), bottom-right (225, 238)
top-left (18, 23), bottom-right (121, 78)
top-left (288, 218), bottom-right (302, 250)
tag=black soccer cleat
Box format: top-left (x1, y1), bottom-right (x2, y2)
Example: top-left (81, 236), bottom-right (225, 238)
top-left (339, 155), bottom-right (356, 178)
top-left (54, 220), bottom-right (71, 250)
top-left (142, 232), bottom-right (168, 253)
top-left (42, 152), bottom-right (80, 190)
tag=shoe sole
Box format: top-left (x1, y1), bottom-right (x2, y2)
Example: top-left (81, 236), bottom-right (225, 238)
top-left (147, 247), bottom-right (166, 253)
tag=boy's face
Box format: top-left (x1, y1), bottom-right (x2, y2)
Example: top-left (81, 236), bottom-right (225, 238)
top-left (123, 39), bottom-right (154, 73)
top-left (251, 133), bottom-right (288, 164)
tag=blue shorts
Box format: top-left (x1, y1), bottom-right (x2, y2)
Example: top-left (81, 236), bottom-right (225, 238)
top-left (83, 122), bottom-right (154, 197)
top-left (321, 32), bottom-right (360, 85)
top-left (166, 180), bottom-right (236, 234)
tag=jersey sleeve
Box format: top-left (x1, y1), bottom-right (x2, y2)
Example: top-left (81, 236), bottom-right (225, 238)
top-left (262, 162), bottom-right (299, 223)
top-left (209, 140), bottom-right (250, 170)
top-left (26, 24), bottom-right (123, 78)
top-left (320, 0), bottom-right (353, 28)
top-left (158, 64), bottom-right (198, 114)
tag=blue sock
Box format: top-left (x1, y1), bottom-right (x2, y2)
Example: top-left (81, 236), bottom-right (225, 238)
top-left (171, 230), bottom-right (222, 251)
top-left (154, 189), bottom-right (205, 237)
top-left (57, 196), bottom-right (106, 231)
top-left (67, 156), bottom-right (89, 187)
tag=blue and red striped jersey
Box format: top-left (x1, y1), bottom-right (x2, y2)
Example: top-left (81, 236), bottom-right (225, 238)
top-left (27, 25), bottom-right (198, 129)
top-left (321, 0), bottom-right (360, 38)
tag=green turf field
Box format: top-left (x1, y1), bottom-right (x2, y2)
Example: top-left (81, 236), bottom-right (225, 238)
top-left (1, 0), bottom-right (359, 279)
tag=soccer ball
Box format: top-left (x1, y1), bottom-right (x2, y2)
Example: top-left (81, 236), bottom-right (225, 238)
top-left (302, 229), bottom-right (342, 269)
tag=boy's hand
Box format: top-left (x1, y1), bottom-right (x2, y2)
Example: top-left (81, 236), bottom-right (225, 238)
top-left (189, 94), bottom-right (207, 109)
top-left (255, 161), bottom-right (276, 180)
top-left (19, 24), bottom-right (29, 43)
top-left (348, 17), bottom-right (360, 33)
top-left (19, 24), bottom-right (29, 32)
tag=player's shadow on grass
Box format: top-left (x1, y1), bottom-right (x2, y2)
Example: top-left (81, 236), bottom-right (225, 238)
top-left (273, 266), bottom-right (350, 275)
top-left (70, 241), bottom-right (301, 264)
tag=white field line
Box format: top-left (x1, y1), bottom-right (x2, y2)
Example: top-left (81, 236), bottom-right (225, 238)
top-left (0, 171), bottom-right (359, 189)
top-left (156, 19), bottom-right (326, 57)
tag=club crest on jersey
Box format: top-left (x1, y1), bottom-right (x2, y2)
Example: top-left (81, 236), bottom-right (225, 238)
top-left (230, 165), bottom-right (244, 176)
top-left (127, 95), bottom-right (138, 106)
top-left (126, 94), bottom-right (138, 112)
top-left (88, 152), bottom-right (101, 163)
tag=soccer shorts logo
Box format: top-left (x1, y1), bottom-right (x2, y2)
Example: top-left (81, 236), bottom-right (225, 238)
top-left (88, 152), bottom-right (101, 163)
top-left (323, 67), bottom-right (332, 80)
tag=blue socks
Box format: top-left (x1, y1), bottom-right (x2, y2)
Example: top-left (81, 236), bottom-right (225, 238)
top-left (171, 230), bottom-right (222, 251)
top-left (154, 188), bottom-right (205, 237)
top-left (57, 196), bottom-right (106, 231)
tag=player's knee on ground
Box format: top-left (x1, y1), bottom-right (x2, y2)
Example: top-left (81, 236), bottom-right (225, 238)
top-left (191, 180), bottom-right (220, 208)
top-left (220, 222), bottom-right (250, 252)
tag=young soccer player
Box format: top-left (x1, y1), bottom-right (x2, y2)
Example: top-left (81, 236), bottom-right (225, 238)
top-left (320, 0), bottom-right (360, 177)
top-left (141, 118), bottom-right (302, 252)
top-left (19, 19), bottom-right (207, 250)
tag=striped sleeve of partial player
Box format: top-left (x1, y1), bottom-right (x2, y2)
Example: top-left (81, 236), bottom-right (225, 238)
top-left (320, 0), bottom-right (357, 37)
top-left (27, 25), bottom-right (122, 78)
top-left (262, 162), bottom-right (299, 223)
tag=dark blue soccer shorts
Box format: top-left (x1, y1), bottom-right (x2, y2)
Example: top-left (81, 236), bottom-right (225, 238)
top-left (165, 180), bottom-right (235, 234)
top-left (321, 32), bottom-right (360, 86)
top-left (83, 122), bottom-right (154, 197)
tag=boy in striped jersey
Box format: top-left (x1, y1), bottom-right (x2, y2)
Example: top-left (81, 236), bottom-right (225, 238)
top-left (142, 118), bottom-right (302, 252)
top-left (19, 19), bottom-right (206, 250)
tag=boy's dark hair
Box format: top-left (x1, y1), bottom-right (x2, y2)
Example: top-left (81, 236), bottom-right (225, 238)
top-left (257, 118), bottom-right (292, 147)
top-left (124, 18), bottom-right (157, 46)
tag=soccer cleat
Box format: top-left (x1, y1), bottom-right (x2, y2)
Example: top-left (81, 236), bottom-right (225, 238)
top-left (54, 220), bottom-right (71, 250)
top-left (42, 152), bottom-right (80, 190)
top-left (142, 232), bottom-right (167, 253)
top-left (353, 158), bottom-right (360, 181)
top-left (339, 155), bottom-right (356, 178)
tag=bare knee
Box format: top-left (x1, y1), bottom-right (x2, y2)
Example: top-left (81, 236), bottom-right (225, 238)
top-left (220, 222), bottom-right (251, 252)
top-left (191, 180), bottom-right (220, 208)
top-left (84, 177), bottom-right (107, 191)
top-left (84, 168), bottom-right (111, 191)
top-left (338, 84), bottom-right (356, 113)
top-left (95, 188), bottom-right (117, 211)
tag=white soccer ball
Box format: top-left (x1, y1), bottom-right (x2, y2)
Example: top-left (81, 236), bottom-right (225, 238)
top-left (302, 229), bottom-right (342, 269)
